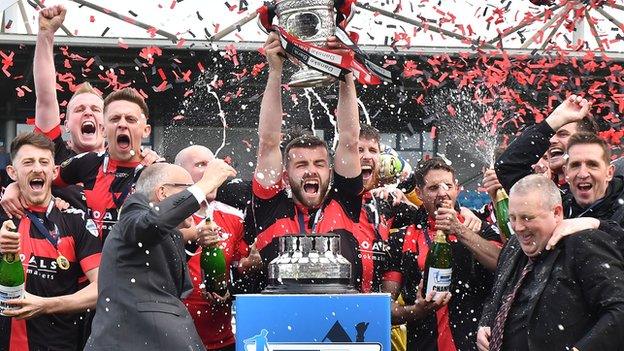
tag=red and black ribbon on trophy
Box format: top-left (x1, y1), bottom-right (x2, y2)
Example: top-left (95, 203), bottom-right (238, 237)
top-left (257, 0), bottom-right (403, 86)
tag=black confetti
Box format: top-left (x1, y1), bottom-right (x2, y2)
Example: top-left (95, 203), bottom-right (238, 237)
top-left (197, 11), bottom-right (203, 20)
top-left (101, 27), bottom-right (110, 36)
top-left (128, 10), bottom-right (138, 17)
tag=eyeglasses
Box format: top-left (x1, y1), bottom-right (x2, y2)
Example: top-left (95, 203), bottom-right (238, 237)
top-left (162, 183), bottom-right (194, 188)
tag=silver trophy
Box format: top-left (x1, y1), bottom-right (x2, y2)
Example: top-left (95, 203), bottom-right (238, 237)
top-left (275, 0), bottom-right (337, 88)
top-left (264, 234), bottom-right (356, 293)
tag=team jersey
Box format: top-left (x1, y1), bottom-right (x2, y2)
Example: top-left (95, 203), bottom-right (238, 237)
top-left (184, 201), bottom-right (248, 350)
top-left (384, 211), bottom-right (500, 351)
top-left (250, 171), bottom-right (385, 293)
top-left (353, 192), bottom-right (390, 292)
top-left (0, 201), bottom-right (101, 351)
top-left (55, 151), bottom-right (143, 241)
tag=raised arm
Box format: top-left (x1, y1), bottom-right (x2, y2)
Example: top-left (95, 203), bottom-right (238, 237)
top-left (34, 5), bottom-right (66, 133)
top-left (255, 32), bottom-right (286, 188)
top-left (124, 160), bottom-right (236, 246)
top-left (334, 72), bottom-right (360, 178)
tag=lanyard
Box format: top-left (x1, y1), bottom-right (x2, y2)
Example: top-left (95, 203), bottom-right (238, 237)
top-left (296, 207), bottom-right (323, 234)
top-left (365, 195), bottom-right (384, 242)
top-left (102, 153), bottom-right (144, 208)
top-left (25, 201), bottom-right (60, 247)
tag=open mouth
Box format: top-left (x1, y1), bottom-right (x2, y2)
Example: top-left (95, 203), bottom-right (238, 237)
top-left (548, 147), bottom-right (564, 159)
top-left (29, 178), bottom-right (45, 191)
top-left (577, 182), bottom-right (593, 192)
top-left (361, 165), bottom-right (373, 179)
top-left (81, 121), bottom-right (96, 135)
top-left (518, 233), bottom-right (535, 246)
top-left (117, 134), bottom-right (131, 149)
top-left (302, 179), bottom-right (320, 195)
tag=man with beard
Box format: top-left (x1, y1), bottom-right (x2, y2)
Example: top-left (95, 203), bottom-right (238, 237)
top-left (249, 33), bottom-right (369, 290)
top-left (383, 157), bottom-right (502, 351)
top-left (496, 94), bottom-right (598, 196)
top-left (0, 133), bottom-right (101, 350)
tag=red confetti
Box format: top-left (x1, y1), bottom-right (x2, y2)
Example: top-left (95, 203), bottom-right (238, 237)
top-left (1, 50), bottom-right (15, 77)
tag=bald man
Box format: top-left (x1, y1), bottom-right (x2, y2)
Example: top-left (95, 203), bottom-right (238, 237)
top-left (175, 145), bottom-right (251, 351)
top-left (86, 161), bottom-right (236, 351)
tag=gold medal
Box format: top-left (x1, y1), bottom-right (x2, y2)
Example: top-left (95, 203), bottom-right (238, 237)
top-left (56, 255), bottom-right (70, 270)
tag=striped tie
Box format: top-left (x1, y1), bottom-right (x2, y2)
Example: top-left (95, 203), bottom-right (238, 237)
top-left (489, 259), bottom-right (534, 351)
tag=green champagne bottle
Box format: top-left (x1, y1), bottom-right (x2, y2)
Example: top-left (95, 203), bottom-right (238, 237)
top-left (0, 252), bottom-right (25, 315)
top-left (423, 230), bottom-right (452, 294)
top-left (494, 188), bottom-right (513, 240)
top-left (200, 218), bottom-right (228, 295)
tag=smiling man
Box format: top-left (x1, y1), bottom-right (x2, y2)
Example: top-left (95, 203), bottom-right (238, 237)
top-left (0, 133), bottom-right (101, 350)
top-left (54, 88), bottom-right (153, 241)
top-left (382, 157), bottom-right (501, 351)
top-left (560, 132), bottom-right (624, 224)
top-left (477, 174), bottom-right (624, 351)
top-left (496, 95), bottom-right (599, 196)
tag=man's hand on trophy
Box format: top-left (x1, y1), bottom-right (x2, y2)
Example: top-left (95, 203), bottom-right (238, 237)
top-left (326, 36), bottom-right (351, 56)
top-left (263, 32), bottom-right (287, 72)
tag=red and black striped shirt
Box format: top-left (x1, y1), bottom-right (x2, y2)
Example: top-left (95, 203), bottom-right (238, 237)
top-left (0, 201), bottom-right (101, 351)
top-left (249, 171), bottom-right (390, 293)
top-left (56, 152), bottom-right (142, 241)
top-left (384, 211), bottom-right (500, 351)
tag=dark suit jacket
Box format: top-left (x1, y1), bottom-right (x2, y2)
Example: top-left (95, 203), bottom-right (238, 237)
top-left (480, 230), bottom-right (624, 351)
top-left (85, 190), bottom-right (206, 351)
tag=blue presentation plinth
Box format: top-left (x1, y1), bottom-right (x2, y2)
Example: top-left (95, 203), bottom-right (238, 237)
top-left (235, 293), bottom-right (391, 351)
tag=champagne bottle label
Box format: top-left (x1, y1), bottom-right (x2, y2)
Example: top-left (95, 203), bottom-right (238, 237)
top-left (425, 268), bottom-right (452, 294)
top-left (0, 283), bottom-right (25, 314)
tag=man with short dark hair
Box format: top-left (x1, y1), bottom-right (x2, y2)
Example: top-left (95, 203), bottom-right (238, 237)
top-left (561, 132), bottom-right (624, 225)
top-left (250, 33), bottom-right (374, 291)
top-left (477, 174), bottom-right (624, 351)
top-left (383, 157), bottom-right (501, 351)
top-left (53, 87), bottom-right (158, 241)
top-left (0, 132), bottom-right (101, 350)
top-left (496, 95), bottom-right (598, 195)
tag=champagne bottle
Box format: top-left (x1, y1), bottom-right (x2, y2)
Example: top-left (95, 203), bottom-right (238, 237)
top-left (422, 230), bottom-right (452, 294)
top-left (200, 218), bottom-right (228, 295)
top-left (0, 252), bottom-right (25, 315)
top-left (397, 172), bottom-right (423, 207)
top-left (379, 153), bottom-right (405, 181)
top-left (494, 188), bottom-right (513, 240)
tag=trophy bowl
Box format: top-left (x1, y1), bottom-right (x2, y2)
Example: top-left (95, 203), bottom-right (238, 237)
top-left (275, 0), bottom-right (338, 88)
